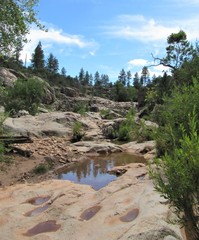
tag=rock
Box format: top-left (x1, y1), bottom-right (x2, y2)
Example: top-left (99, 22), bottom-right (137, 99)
top-left (60, 87), bottom-right (80, 97)
top-left (13, 110), bottom-right (29, 118)
top-left (0, 164), bottom-right (184, 240)
top-left (0, 67), bottom-right (17, 86)
top-left (71, 141), bottom-right (123, 154)
top-left (89, 104), bottom-right (99, 112)
top-left (3, 111), bottom-right (80, 137)
top-left (121, 141), bottom-right (156, 156)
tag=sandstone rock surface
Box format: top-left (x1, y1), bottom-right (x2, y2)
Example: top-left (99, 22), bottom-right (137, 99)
top-left (3, 112), bottom-right (83, 137)
top-left (0, 163), bottom-right (185, 240)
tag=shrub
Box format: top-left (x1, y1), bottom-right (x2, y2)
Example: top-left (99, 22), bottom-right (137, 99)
top-left (2, 78), bottom-right (44, 116)
top-left (118, 124), bottom-right (131, 141)
top-left (153, 79), bottom-right (199, 156)
top-left (73, 102), bottom-right (88, 115)
top-left (34, 163), bottom-right (48, 174)
top-left (149, 112), bottom-right (199, 240)
top-left (71, 121), bottom-right (84, 142)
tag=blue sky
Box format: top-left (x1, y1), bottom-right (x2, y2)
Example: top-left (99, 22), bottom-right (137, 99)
top-left (21, 0), bottom-right (199, 82)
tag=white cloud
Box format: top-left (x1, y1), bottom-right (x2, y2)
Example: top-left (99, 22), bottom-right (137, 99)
top-left (103, 14), bottom-right (199, 42)
top-left (127, 58), bottom-right (171, 78)
top-left (103, 15), bottom-right (179, 42)
top-left (128, 59), bottom-right (148, 67)
top-left (20, 26), bottom-right (99, 63)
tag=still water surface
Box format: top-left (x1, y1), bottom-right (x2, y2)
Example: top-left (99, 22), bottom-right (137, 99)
top-left (57, 152), bottom-right (145, 190)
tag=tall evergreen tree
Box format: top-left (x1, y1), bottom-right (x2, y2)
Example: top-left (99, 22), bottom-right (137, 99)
top-left (94, 71), bottom-right (100, 86)
top-left (133, 72), bottom-right (140, 89)
top-left (141, 66), bottom-right (149, 86)
top-left (78, 68), bottom-right (85, 85)
top-left (84, 71), bottom-right (90, 86)
top-left (118, 69), bottom-right (127, 86)
top-left (61, 67), bottom-right (67, 77)
top-left (31, 41), bottom-right (45, 71)
top-left (46, 53), bottom-right (59, 74)
top-left (126, 70), bottom-right (132, 87)
top-left (101, 74), bottom-right (109, 86)
top-left (89, 73), bottom-right (93, 86)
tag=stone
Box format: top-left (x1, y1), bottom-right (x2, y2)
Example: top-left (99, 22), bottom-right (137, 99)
top-left (0, 67), bottom-right (17, 86)
top-left (0, 164), bottom-right (184, 240)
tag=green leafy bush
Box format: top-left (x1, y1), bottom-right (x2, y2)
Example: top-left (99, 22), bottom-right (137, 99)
top-left (117, 107), bottom-right (136, 141)
top-left (71, 121), bottom-right (84, 142)
top-left (2, 78), bottom-right (44, 116)
top-left (34, 163), bottom-right (48, 174)
top-left (149, 112), bottom-right (199, 239)
top-left (73, 102), bottom-right (88, 116)
top-left (153, 79), bottom-right (199, 156)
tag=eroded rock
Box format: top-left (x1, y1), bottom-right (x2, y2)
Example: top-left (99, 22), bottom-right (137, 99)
top-left (0, 164), bottom-right (184, 240)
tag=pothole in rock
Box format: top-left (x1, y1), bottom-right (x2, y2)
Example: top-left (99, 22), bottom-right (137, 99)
top-left (80, 205), bottom-right (102, 221)
top-left (23, 220), bottom-right (61, 237)
top-left (24, 204), bottom-right (50, 217)
top-left (24, 196), bottom-right (50, 205)
top-left (119, 208), bottom-right (139, 222)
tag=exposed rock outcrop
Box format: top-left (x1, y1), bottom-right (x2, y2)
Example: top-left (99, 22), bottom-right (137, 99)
top-left (0, 163), bottom-right (184, 240)
top-left (3, 112), bottom-right (81, 137)
top-left (0, 67), bottom-right (17, 86)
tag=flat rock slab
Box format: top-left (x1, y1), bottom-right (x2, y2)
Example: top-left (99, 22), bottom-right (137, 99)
top-left (3, 112), bottom-right (81, 137)
top-left (0, 163), bottom-right (184, 240)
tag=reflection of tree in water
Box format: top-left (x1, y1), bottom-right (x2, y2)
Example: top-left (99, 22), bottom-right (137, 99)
top-left (59, 153), bottom-right (145, 182)
top-left (66, 158), bottom-right (114, 182)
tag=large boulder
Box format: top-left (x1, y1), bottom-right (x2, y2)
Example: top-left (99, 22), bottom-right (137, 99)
top-left (3, 111), bottom-right (80, 137)
top-left (60, 87), bottom-right (80, 97)
top-left (0, 67), bottom-right (17, 86)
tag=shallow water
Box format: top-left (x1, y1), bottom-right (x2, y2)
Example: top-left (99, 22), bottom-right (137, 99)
top-left (24, 220), bottom-right (61, 236)
top-left (80, 205), bottom-right (102, 221)
top-left (25, 196), bottom-right (50, 205)
top-left (119, 208), bottom-right (139, 222)
top-left (57, 152), bottom-right (145, 190)
top-left (24, 204), bottom-right (50, 217)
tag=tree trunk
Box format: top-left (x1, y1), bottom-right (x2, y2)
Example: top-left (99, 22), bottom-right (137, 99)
top-left (184, 210), bottom-right (199, 240)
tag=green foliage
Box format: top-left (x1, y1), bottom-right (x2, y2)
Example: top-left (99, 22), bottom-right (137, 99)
top-left (114, 81), bottom-right (129, 102)
top-left (46, 53), bottom-right (59, 74)
top-left (154, 30), bottom-right (194, 72)
top-left (153, 79), bottom-right (199, 155)
top-left (31, 41), bottom-right (45, 72)
top-left (100, 109), bottom-right (114, 120)
top-left (118, 124), bottom-right (131, 141)
top-left (2, 78), bottom-right (44, 116)
top-left (117, 108), bottom-right (135, 141)
top-left (34, 163), bottom-right (48, 174)
top-left (73, 102), bottom-right (88, 115)
top-left (149, 112), bottom-right (199, 239)
top-left (71, 121), bottom-right (84, 142)
top-left (0, 0), bottom-right (44, 57)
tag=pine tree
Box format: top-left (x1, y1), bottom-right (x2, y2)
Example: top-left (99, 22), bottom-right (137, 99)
top-left (118, 69), bottom-right (127, 86)
top-left (94, 71), bottom-right (100, 86)
top-left (61, 67), bottom-right (67, 77)
top-left (31, 42), bottom-right (45, 71)
top-left (46, 53), bottom-right (59, 74)
top-left (126, 71), bottom-right (132, 87)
